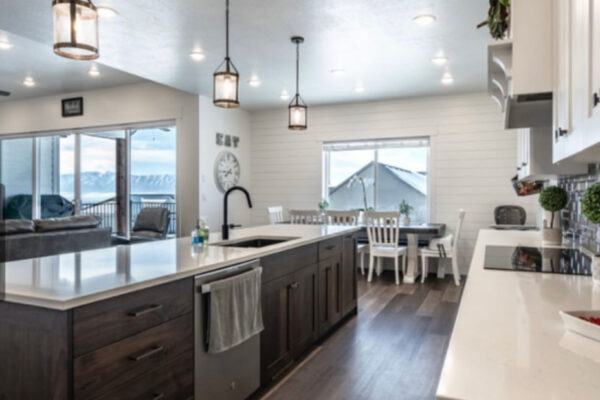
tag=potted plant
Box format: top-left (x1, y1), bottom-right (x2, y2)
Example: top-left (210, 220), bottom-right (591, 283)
top-left (582, 183), bottom-right (600, 284)
top-left (538, 186), bottom-right (568, 245)
top-left (318, 199), bottom-right (330, 219)
top-left (399, 199), bottom-right (414, 226)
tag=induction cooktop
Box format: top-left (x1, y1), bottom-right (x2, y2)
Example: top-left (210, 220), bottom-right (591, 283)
top-left (484, 245), bottom-right (592, 276)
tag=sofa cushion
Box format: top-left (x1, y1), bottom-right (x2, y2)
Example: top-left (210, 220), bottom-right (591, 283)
top-left (0, 220), bottom-right (36, 235)
top-left (34, 215), bottom-right (102, 233)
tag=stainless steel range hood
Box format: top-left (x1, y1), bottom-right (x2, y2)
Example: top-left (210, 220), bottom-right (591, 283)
top-left (504, 92), bottom-right (552, 129)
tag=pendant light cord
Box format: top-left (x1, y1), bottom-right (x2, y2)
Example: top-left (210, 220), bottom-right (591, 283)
top-left (295, 41), bottom-right (300, 96)
top-left (225, 0), bottom-right (230, 60)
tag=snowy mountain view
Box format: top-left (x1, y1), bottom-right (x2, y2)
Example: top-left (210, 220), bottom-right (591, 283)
top-left (61, 172), bottom-right (175, 202)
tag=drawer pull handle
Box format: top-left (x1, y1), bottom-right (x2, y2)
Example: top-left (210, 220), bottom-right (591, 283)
top-left (152, 393), bottom-right (165, 400)
top-left (325, 245), bottom-right (336, 250)
top-left (128, 304), bottom-right (163, 317)
top-left (594, 92), bottom-right (600, 107)
top-left (128, 345), bottom-right (165, 362)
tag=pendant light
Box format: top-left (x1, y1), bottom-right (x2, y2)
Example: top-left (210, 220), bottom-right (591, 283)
top-left (52, 0), bottom-right (99, 60)
top-left (289, 36), bottom-right (307, 130)
top-left (213, 0), bottom-right (240, 108)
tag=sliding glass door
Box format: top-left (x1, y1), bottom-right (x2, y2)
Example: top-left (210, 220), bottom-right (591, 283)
top-left (0, 123), bottom-right (177, 237)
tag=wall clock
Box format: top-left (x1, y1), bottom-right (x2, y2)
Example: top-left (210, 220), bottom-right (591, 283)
top-left (215, 151), bottom-right (240, 193)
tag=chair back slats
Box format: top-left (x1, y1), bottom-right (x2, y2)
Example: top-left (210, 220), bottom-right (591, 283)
top-left (325, 210), bottom-right (360, 226)
top-left (267, 206), bottom-right (284, 224)
top-left (289, 209), bottom-right (322, 224)
top-left (452, 209), bottom-right (466, 257)
top-left (365, 211), bottom-right (400, 248)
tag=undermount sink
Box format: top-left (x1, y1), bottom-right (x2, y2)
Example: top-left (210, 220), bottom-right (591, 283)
top-left (212, 236), bottom-right (297, 248)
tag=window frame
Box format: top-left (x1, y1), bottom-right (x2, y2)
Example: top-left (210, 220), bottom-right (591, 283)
top-left (322, 137), bottom-right (431, 222)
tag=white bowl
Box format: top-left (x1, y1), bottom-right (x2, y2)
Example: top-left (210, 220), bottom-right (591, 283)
top-left (559, 310), bottom-right (600, 342)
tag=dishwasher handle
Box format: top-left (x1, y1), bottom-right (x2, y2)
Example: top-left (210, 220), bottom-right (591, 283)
top-left (194, 259), bottom-right (261, 287)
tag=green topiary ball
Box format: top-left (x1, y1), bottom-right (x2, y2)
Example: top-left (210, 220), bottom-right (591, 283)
top-left (539, 186), bottom-right (568, 212)
top-left (582, 182), bottom-right (600, 224)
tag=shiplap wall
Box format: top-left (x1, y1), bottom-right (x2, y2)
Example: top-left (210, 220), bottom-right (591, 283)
top-left (249, 92), bottom-right (538, 273)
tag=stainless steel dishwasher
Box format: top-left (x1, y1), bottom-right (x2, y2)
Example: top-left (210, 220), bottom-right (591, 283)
top-left (194, 259), bottom-right (261, 400)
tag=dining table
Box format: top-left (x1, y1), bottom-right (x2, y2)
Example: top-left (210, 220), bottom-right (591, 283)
top-left (281, 220), bottom-right (446, 284)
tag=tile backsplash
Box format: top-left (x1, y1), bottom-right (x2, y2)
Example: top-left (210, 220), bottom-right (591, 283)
top-left (559, 163), bottom-right (600, 252)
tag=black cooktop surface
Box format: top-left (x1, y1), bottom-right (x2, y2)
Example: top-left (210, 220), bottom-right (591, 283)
top-left (484, 245), bottom-right (592, 276)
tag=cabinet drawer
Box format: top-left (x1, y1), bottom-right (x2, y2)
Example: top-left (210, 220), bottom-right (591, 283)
top-left (73, 278), bottom-right (193, 356)
top-left (74, 314), bottom-right (193, 400)
top-left (261, 244), bottom-right (318, 283)
top-left (93, 353), bottom-right (194, 400)
top-left (318, 237), bottom-right (342, 260)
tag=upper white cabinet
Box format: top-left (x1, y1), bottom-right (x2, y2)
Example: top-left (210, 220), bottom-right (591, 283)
top-left (517, 127), bottom-right (586, 181)
top-left (553, 0), bottom-right (600, 162)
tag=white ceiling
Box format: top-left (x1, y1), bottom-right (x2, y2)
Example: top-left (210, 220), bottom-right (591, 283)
top-left (0, 0), bottom-right (490, 110)
top-left (0, 30), bottom-right (144, 102)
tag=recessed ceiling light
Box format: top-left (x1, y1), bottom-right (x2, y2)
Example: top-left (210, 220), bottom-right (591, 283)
top-left (432, 56), bottom-right (448, 65)
top-left (23, 77), bottom-right (35, 87)
top-left (280, 89), bottom-right (290, 101)
top-left (330, 68), bottom-right (345, 76)
top-left (441, 73), bottom-right (454, 85)
top-left (353, 84), bottom-right (365, 93)
top-left (96, 6), bottom-right (118, 18)
top-left (248, 76), bottom-right (261, 87)
top-left (413, 14), bottom-right (437, 26)
top-left (189, 50), bottom-right (205, 62)
top-left (88, 64), bottom-right (100, 77)
top-left (0, 39), bottom-right (13, 50)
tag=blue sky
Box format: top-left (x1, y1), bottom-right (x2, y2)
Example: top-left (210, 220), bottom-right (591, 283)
top-left (59, 127), bottom-right (176, 176)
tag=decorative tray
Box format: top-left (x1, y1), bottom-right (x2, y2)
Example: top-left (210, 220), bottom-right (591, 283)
top-left (559, 310), bottom-right (600, 342)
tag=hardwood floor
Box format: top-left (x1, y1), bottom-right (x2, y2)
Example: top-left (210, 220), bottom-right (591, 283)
top-left (260, 271), bottom-right (465, 400)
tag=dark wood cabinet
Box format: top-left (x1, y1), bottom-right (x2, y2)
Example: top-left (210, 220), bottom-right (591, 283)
top-left (290, 263), bottom-right (318, 358)
top-left (318, 255), bottom-right (342, 335)
top-left (260, 273), bottom-right (295, 385)
top-left (341, 234), bottom-right (358, 316)
top-left (260, 246), bottom-right (320, 386)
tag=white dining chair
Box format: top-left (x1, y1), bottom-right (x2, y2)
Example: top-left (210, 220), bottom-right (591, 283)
top-left (289, 209), bottom-right (322, 224)
top-left (325, 210), bottom-right (368, 275)
top-left (364, 211), bottom-right (407, 285)
top-left (267, 206), bottom-right (284, 224)
top-left (419, 209), bottom-right (465, 286)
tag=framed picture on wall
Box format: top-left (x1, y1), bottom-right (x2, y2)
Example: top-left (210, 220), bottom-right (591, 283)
top-left (61, 97), bottom-right (83, 117)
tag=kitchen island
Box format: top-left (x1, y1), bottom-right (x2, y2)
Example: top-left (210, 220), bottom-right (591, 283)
top-left (436, 229), bottom-right (600, 400)
top-left (0, 223), bottom-right (361, 400)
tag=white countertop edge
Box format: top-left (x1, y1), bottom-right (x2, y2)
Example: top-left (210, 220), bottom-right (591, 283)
top-left (3, 225), bottom-right (361, 311)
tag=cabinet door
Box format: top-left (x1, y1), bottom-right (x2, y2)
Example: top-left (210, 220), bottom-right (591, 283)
top-left (587, 0), bottom-right (600, 144)
top-left (291, 263), bottom-right (318, 358)
top-left (569, 0), bottom-right (590, 155)
top-left (260, 273), bottom-right (294, 385)
top-left (318, 255), bottom-right (342, 336)
top-left (553, 0), bottom-right (572, 161)
top-left (341, 234), bottom-right (358, 317)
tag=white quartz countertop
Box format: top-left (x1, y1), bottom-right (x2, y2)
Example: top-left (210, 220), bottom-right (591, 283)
top-left (436, 229), bottom-right (600, 400)
top-left (1, 224), bottom-right (359, 310)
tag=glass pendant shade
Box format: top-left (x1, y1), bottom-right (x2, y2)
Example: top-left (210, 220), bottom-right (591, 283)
top-left (289, 95), bottom-right (307, 130)
top-left (53, 0), bottom-right (99, 60)
top-left (214, 60), bottom-right (240, 108)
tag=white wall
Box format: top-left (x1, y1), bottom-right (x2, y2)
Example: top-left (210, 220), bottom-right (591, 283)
top-left (249, 92), bottom-right (538, 272)
top-left (0, 82), bottom-right (200, 236)
top-left (198, 96), bottom-right (252, 233)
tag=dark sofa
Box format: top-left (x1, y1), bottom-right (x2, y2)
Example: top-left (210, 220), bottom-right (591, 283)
top-left (0, 216), bottom-right (111, 262)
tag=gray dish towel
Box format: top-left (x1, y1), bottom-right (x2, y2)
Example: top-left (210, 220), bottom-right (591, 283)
top-left (205, 267), bottom-right (264, 354)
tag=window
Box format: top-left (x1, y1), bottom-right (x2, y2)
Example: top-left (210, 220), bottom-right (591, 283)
top-left (323, 138), bottom-right (430, 223)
